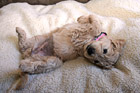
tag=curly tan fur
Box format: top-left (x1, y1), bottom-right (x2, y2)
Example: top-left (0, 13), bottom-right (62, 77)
top-left (10, 15), bottom-right (125, 91)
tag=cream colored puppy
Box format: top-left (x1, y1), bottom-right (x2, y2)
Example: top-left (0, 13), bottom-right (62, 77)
top-left (10, 15), bottom-right (125, 90)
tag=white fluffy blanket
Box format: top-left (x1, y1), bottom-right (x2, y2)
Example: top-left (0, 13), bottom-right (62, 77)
top-left (1, 0), bottom-right (140, 92)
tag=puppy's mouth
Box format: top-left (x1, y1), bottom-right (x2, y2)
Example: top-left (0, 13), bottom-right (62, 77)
top-left (93, 60), bottom-right (112, 69)
top-left (89, 59), bottom-right (106, 69)
top-left (94, 60), bottom-right (99, 64)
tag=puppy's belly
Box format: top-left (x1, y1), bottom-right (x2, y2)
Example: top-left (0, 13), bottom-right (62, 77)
top-left (35, 46), bottom-right (54, 56)
top-left (31, 35), bottom-right (54, 56)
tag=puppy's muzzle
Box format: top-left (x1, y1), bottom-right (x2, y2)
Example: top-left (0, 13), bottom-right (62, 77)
top-left (86, 45), bottom-right (95, 55)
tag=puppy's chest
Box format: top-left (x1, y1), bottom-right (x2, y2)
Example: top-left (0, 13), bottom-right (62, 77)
top-left (53, 33), bottom-right (78, 61)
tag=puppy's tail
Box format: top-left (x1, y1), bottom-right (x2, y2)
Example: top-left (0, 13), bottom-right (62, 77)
top-left (7, 72), bottom-right (28, 93)
top-left (15, 72), bottom-right (28, 90)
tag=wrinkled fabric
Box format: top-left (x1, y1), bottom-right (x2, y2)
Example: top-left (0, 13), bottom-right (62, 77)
top-left (0, 0), bottom-right (140, 92)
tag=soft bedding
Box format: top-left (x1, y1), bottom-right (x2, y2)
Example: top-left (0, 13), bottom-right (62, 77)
top-left (1, 0), bottom-right (140, 92)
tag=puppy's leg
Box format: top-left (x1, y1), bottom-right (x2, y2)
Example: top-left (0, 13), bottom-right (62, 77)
top-left (16, 27), bottom-right (32, 53)
top-left (19, 56), bottom-right (63, 74)
top-left (12, 56), bottom-right (62, 90)
top-left (16, 27), bottom-right (52, 56)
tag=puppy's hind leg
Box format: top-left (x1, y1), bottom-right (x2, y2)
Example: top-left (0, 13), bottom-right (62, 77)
top-left (19, 56), bottom-right (63, 74)
top-left (16, 27), bottom-right (32, 53)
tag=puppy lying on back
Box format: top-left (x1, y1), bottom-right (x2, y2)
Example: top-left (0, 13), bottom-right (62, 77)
top-left (13, 15), bottom-right (125, 90)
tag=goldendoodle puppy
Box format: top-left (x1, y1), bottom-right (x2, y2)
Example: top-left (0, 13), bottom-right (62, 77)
top-left (12, 15), bottom-right (126, 90)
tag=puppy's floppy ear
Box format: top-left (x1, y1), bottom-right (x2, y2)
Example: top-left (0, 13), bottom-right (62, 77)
top-left (112, 39), bottom-right (126, 52)
top-left (77, 15), bottom-right (91, 24)
top-left (88, 15), bottom-right (97, 24)
top-left (77, 15), bottom-right (101, 25)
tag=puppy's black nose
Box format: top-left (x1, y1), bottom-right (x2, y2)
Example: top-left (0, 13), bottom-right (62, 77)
top-left (86, 45), bottom-right (95, 55)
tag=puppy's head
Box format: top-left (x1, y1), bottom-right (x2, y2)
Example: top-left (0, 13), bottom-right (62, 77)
top-left (84, 32), bottom-right (126, 69)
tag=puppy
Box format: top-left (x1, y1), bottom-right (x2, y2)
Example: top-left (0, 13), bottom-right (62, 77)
top-left (11, 15), bottom-right (126, 90)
